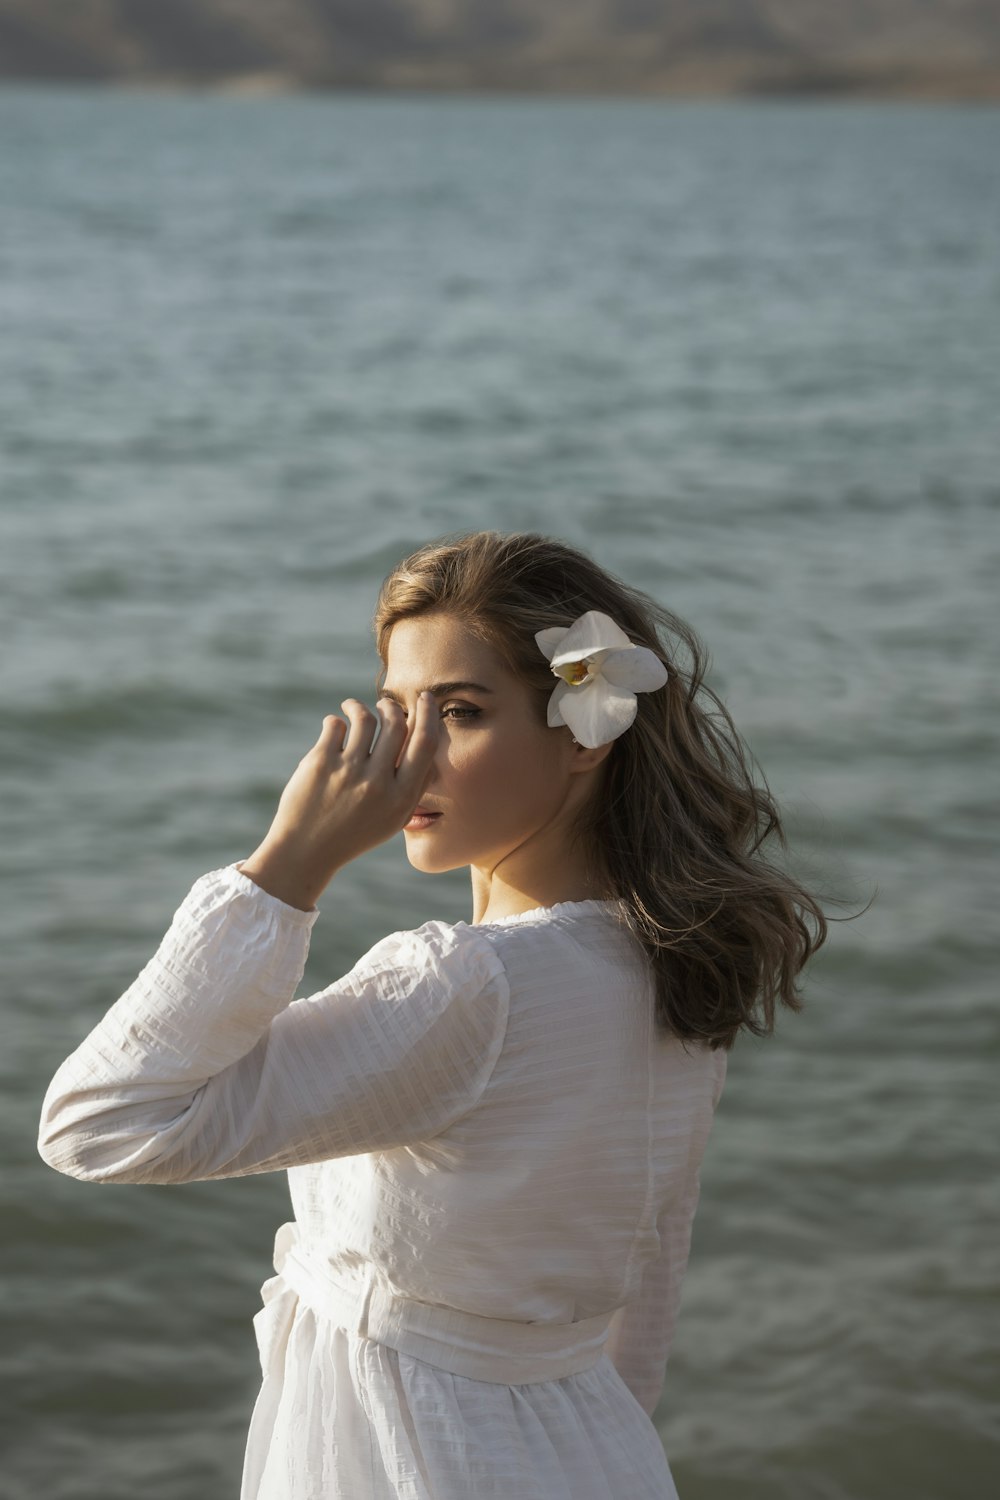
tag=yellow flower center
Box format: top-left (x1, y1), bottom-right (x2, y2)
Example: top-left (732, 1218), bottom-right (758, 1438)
top-left (553, 657), bottom-right (593, 686)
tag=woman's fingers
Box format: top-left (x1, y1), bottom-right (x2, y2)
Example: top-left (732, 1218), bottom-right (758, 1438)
top-left (317, 714), bottom-right (347, 754)
top-left (370, 697), bottom-right (410, 769)
top-left (328, 694), bottom-right (439, 807)
top-left (247, 694), bottom-right (437, 906)
top-left (338, 698), bottom-right (379, 761)
top-left (395, 692), bottom-right (440, 790)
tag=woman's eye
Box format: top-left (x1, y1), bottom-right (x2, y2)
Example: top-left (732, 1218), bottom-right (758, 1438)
top-left (383, 701), bottom-right (479, 723)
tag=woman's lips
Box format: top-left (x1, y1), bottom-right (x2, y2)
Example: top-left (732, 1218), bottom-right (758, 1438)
top-left (405, 809), bottom-right (443, 830)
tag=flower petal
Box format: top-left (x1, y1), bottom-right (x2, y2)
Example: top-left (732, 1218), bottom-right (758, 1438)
top-left (558, 676), bottom-right (638, 747)
top-left (534, 626), bottom-right (568, 663)
top-left (549, 611), bottom-right (633, 669)
top-left (546, 678), bottom-right (573, 728)
top-left (599, 645), bottom-right (668, 693)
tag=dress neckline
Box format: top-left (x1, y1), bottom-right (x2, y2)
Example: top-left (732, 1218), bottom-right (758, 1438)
top-left (471, 898), bottom-right (622, 928)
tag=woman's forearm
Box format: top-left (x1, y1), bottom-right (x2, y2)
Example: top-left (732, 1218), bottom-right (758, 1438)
top-left (37, 864), bottom-right (317, 1182)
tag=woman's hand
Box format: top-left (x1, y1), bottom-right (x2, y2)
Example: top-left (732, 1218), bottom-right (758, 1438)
top-left (238, 694), bottom-right (440, 911)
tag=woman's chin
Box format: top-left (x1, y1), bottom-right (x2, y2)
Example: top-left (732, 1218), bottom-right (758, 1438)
top-left (403, 842), bottom-right (438, 872)
top-left (404, 841), bottom-right (460, 875)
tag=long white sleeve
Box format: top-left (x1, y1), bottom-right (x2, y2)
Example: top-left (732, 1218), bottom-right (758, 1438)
top-left (38, 864), bottom-right (510, 1185)
top-left (603, 1172), bottom-right (704, 1418)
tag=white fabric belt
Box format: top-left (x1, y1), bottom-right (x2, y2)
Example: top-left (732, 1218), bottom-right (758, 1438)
top-left (270, 1224), bottom-right (615, 1386)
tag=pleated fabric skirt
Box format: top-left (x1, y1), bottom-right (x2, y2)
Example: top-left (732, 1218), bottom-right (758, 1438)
top-left (242, 1287), bottom-right (680, 1500)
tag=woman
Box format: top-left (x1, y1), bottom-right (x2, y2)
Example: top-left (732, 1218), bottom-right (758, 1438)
top-left (39, 530), bottom-right (826, 1499)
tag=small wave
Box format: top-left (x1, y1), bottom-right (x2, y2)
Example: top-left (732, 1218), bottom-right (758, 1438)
top-left (8, 682), bottom-right (232, 747)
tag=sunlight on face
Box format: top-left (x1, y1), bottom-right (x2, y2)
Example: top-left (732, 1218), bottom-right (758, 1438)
top-left (381, 612), bottom-right (575, 879)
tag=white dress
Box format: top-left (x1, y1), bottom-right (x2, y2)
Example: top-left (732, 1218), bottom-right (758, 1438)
top-left (38, 864), bottom-right (727, 1500)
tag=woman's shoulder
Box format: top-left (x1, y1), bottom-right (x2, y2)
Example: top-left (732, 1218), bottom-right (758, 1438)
top-left (427, 899), bottom-right (632, 965)
top-left (451, 898), bottom-right (644, 986)
top-left (365, 897), bottom-right (621, 953)
top-left (351, 913), bottom-right (510, 995)
top-left (468, 899), bottom-right (637, 955)
top-left (344, 899), bottom-right (636, 1009)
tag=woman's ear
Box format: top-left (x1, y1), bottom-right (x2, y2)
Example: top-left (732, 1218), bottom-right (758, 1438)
top-left (568, 738), bottom-right (614, 774)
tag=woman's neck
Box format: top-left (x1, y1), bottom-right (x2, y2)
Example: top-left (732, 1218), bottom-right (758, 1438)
top-left (469, 864), bottom-right (614, 925)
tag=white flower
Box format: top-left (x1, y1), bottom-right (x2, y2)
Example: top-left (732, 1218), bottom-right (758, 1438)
top-left (534, 610), bottom-right (669, 748)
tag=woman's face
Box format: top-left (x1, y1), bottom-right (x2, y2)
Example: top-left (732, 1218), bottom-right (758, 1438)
top-left (380, 611), bottom-right (580, 879)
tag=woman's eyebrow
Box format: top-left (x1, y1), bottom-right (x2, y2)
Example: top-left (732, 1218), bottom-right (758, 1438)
top-left (379, 681), bottom-right (494, 705)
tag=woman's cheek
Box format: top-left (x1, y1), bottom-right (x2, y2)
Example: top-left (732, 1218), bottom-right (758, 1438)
top-left (450, 734), bottom-right (495, 779)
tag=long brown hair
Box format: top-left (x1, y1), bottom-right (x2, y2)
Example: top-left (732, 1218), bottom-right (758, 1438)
top-left (372, 530), bottom-right (828, 1052)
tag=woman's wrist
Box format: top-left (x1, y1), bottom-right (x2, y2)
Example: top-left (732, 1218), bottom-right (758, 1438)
top-left (237, 841), bottom-right (336, 913)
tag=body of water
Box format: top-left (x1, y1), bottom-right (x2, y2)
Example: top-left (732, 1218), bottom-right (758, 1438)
top-left (1, 86), bottom-right (998, 1499)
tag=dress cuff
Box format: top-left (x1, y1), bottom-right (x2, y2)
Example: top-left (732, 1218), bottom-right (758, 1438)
top-left (224, 860), bottom-right (322, 928)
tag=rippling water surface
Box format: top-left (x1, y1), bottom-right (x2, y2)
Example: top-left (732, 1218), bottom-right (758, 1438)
top-left (2, 87), bottom-right (998, 1500)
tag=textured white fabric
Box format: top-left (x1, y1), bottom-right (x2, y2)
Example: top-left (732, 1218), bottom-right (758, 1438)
top-left (39, 863), bottom-right (727, 1500)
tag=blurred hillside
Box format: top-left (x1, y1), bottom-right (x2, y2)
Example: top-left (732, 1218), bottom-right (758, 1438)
top-left (1, 0), bottom-right (999, 97)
